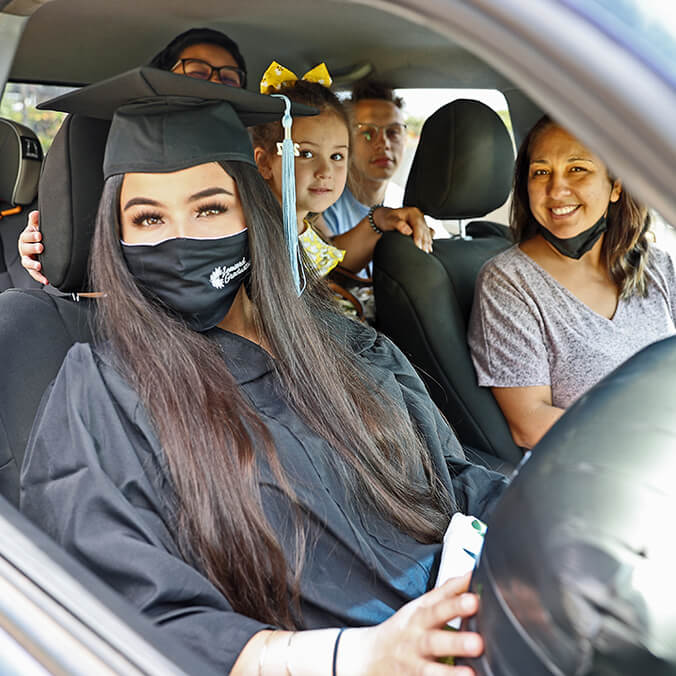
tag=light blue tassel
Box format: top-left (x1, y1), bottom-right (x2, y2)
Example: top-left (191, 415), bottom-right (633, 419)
top-left (270, 93), bottom-right (303, 295)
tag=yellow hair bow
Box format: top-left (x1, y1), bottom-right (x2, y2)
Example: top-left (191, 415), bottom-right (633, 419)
top-left (260, 61), bottom-right (333, 94)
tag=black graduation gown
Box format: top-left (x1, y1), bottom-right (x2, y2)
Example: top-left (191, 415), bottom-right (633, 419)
top-left (21, 322), bottom-right (507, 673)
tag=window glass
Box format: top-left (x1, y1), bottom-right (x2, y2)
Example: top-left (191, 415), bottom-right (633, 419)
top-left (651, 211), bottom-right (676, 259)
top-left (0, 83), bottom-right (76, 153)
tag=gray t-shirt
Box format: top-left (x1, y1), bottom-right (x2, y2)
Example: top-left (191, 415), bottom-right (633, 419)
top-left (468, 244), bottom-right (676, 408)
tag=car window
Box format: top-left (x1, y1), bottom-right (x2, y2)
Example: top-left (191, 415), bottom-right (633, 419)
top-left (0, 83), bottom-right (76, 153)
top-left (651, 210), bottom-right (676, 257)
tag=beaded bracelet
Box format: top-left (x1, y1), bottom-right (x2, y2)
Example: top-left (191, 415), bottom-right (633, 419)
top-left (367, 204), bottom-right (384, 234)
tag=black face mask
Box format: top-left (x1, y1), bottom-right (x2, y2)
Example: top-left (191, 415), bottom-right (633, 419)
top-left (121, 229), bottom-right (251, 331)
top-left (538, 215), bottom-right (608, 260)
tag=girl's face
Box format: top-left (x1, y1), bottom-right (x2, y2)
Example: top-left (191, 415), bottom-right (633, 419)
top-left (256, 111), bottom-right (349, 218)
top-left (119, 162), bottom-right (247, 244)
top-left (527, 124), bottom-right (621, 239)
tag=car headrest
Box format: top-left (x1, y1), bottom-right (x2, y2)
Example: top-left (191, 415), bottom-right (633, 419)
top-left (0, 118), bottom-right (43, 207)
top-left (38, 114), bottom-right (110, 292)
top-left (404, 99), bottom-right (514, 219)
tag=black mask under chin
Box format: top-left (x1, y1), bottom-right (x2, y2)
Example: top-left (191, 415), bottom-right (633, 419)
top-left (538, 215), bottom-right (608, 260)
top-left (121, 230), bottom-right (251, 331)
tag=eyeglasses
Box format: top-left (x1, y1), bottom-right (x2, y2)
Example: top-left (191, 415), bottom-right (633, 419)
top-left (171, 58), bottom-right (246, 88)
top-left (354, 122), bottom-right (407, 143)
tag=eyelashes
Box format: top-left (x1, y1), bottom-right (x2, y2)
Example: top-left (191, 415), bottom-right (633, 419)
top-left (195, 201), bottom-right (229, 217)
top-left (530, 166), bottom-right (590, 178)
top-left (130, 202), bottom-right (229, 227)
top-left (131, 210), bottom-right (163, 227)
top-left (297, 149), bottom-right (347, 162)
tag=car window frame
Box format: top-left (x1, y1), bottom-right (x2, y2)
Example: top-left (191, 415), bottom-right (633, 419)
top-left (0, 495), bottom-right (221, 676)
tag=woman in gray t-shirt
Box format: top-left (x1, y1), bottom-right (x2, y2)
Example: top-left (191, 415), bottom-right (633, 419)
top-left (468, 116), bottom-right (676, 449)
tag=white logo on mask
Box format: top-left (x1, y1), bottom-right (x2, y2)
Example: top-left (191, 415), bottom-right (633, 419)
top-left (209, 257), bottom-right (251, 289)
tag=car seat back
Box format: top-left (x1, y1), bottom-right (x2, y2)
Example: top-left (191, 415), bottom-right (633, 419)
top-left (0, 118), bottom-right (43, 290)
top-left (374, 99), bottom-right (521, 467)
top-left (0, 114), bottom-right (109, 505)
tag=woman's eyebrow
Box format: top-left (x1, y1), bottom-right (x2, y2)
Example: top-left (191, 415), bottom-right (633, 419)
top-left (123, 197), bottom-right (163, 211)
top-left (188, 187), bottom-right (233, 202)
top-left (530, 157), bottom-right (594, 164)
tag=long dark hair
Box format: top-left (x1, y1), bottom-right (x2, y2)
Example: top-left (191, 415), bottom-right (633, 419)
top-left (90, 161), bottom-right (451, 628)
top-left (511, 115), bottom-right (651, 298)
top-left (148, 27), bottom-right (248, 88)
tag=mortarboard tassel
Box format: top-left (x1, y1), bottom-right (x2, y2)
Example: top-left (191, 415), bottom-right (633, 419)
top-left (271, 93), bottom-right (303, 296)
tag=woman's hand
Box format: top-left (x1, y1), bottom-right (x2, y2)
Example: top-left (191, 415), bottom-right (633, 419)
top-left (341, 574), bottom-right (483, 675)
top-left (18, 210), bottom-right (49, 285)
top-left (373, 206), bottom-right (434, 254)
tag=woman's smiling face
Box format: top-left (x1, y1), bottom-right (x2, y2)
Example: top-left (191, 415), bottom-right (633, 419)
top-left (527, 124), bottom-right (622, 239)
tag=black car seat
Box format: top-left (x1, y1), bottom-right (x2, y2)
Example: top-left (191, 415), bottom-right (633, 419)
top-left (0, 118), bottom-right (44, 290)
top-left (374, 99), bottom-right (521, 470)
top-left (0, 114), bottom-right (110, 505)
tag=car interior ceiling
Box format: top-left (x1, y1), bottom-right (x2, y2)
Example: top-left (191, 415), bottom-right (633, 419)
top-left (1, 0), bottom-right (545, 140)
top-left (5, 1), bottom-right (512, 88)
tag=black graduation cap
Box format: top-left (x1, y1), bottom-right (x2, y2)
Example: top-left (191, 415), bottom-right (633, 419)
top-left (38, 67), bottom-right (317, 179)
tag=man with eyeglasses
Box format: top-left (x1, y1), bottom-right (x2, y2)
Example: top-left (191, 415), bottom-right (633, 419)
top-left (323, 80), bottom-right (434, 276)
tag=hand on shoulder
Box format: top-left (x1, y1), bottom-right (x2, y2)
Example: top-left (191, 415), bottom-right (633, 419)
top-left (373, 206), bottom-right (434, 254)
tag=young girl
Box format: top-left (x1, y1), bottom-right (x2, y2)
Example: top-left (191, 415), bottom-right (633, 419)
top-left (254, 66), bottom-right (350, 280)
top-left (253, 65), bottom-right (377, 316)
top-left (21, 68), bottom-right (504, 675)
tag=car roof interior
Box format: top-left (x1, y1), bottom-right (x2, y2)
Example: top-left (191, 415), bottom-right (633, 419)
top-left (2, 0), bottom-right (544, 141)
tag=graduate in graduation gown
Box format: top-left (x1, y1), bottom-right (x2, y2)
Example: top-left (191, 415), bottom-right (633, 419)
top-left (20, 68), bottom-right (507, 675)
